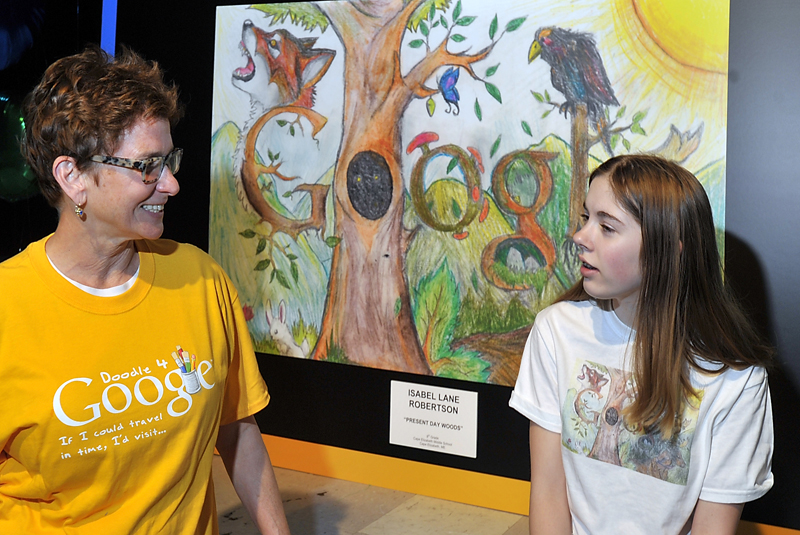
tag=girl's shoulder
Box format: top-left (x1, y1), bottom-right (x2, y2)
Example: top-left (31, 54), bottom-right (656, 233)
top-left (536, 299), bottom-right (628, 337)
top-left (691, 358), bottom-right (768, 392)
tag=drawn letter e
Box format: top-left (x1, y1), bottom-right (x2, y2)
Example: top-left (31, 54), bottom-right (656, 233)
top-left (53, 378), bottom-right (101, 427)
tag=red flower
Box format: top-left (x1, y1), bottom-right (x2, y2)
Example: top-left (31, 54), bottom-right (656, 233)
top-left (242, 305), bottom-right (255, 321)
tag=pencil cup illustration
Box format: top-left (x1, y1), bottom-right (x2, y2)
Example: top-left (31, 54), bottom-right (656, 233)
top-left (172, 346), bottom-right (201, 395)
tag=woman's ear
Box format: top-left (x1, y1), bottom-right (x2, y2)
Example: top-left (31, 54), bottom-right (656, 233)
top-left (52, 156), bottom-right (87, 207)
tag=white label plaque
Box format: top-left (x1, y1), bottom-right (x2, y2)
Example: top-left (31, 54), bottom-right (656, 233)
top-left (389, 380), bottom-right (478, 458)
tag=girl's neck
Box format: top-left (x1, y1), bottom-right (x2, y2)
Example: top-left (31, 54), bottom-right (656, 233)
top-left (612, 297), bottom-right (638, 328)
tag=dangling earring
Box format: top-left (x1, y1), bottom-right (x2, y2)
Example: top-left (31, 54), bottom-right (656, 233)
top-left (74, 204), bottom-right (85, 218)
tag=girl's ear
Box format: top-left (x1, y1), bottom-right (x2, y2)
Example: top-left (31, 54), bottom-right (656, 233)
top-left (52, 156), bottom-right (88, 208)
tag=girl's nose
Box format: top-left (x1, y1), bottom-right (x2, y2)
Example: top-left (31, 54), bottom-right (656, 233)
top-left (573, 225), bottom-right (588, 250)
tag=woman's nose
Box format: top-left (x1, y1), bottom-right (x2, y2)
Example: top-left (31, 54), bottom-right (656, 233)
top-left (157, 168), bottom-right (180, 196)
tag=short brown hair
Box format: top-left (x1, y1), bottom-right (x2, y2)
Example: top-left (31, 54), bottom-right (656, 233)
top-left (22, 45), bottom-right (183, 207)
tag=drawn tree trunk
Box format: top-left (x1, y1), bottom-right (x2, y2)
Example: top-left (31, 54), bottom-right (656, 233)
top-left (588, 366), bottom-right (630, 465)
top-left (569, 103), bottom-right (589, 233)
top-left (309, 0), bottom-right (495, 373)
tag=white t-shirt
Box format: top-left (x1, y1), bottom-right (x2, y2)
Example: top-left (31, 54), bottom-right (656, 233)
top-left (509, 300), bottom-right (773, 535)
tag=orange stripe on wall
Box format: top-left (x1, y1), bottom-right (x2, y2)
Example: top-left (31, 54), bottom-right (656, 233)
top-left (261, 434), bottom-right (795, 535)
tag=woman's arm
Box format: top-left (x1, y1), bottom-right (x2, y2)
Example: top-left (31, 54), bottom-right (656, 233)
top-left (216, 415), bottom-right (291, 535)
top-left (528, 421), bottom-right (572, 535)
top-left (691, 500), bottom-right (743, 535)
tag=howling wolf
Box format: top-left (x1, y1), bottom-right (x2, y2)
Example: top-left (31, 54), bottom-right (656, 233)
top-left (232, 19), bottom-right (335, 111)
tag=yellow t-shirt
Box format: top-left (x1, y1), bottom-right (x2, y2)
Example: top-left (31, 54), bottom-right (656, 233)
top-left (0, 237), bottom-right (270, 534)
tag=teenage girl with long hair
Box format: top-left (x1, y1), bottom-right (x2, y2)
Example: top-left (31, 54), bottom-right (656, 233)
top-left (510, 155), bottom-right (774, 535)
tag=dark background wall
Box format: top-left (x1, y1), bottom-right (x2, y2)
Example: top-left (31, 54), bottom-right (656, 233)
top-left (1, 0), bottom-right (798, 529)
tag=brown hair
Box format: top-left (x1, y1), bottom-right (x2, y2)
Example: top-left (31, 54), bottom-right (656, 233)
top-left (21, 45), bottom-right (183, 208)
top-left (558, 154), bottom-right (772, 437)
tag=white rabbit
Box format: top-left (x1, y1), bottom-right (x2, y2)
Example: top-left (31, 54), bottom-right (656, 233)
top-left (265, 300), bottom-right (310, 358)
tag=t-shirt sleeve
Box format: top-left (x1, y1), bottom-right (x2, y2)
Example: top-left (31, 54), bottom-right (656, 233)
top-left (699, 367), bottom-right (774, 503)
top-left (509, 318), bottom-right (562, 433)
top-left (218, 278), bottom-right (270, 426)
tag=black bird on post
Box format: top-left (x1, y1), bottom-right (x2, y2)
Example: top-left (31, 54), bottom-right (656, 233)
top-left (529, 26), bottom-right (619, 233)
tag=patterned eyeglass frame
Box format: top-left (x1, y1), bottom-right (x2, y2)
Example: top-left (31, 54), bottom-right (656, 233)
top-left (90, 148), bottom-right (183, 184)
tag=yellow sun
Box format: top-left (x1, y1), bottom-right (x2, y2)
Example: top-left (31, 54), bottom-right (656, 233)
top-left (632, 0), bottom-right (729, 73)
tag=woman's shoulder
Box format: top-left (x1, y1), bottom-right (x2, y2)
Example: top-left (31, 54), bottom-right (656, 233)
top-left (139, 239), bottom-right (220, 267)
top-left (138, 239), bottom-right (229, 281)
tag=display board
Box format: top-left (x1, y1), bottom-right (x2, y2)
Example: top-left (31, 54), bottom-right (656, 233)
top-left (208, 0), bottom-right (729, 389)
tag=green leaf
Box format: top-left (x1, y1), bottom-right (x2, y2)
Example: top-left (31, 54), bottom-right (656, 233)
top-left (631, 123), bottom-right (646, 136)
top-left (325, 236), bottom-right (342, 248)
top-left (490, 135), bottom-right (501, 158)
top-left (521, 121), bottom-right (532, 137)
top-left (282, 191), bottom-right (293, 198)
top-left (474, 99), bottom-right (482, 121)
top-left (286, 253), bottom-right (298, 261)
top-left (471, 270), bottom-right (479, 292)
top-left (395, 298), bottom-right (402, 317)
top-left (544, 90), bottom-right (551, 102)
top-left (450, 34), bottom-right (466, 42)
top-left (426, 97), bottom-right (436, 117)
top-left (622, 138), bottom-right (631, 151)
top-left (239, 229), bottom-right (256, 239)
top-left (274, 153), bottom-right (280, 161)
top-left (275, 269), bottom-right (291, 289)
top-left (412, 259), bottom-right (460, 364)
top-left (453, 0), bottom-right (462, 22)
top-left (256, 238), bottom-right (267, 255)
top-left (451, 199), bottom-right (462, 218)
top-left (632, 110), bottom-right (647, 123)
top-left (447, 157), bottom-right (459, 174)
top-left (616, 105), bottom-right (626, 119)
top-left (254, 259), bottom-right (271, 271)
top-left (542, 109), bottom-right (552, 118)
top-left (485, 64), bottom-right (499, 77)
top-left (489, 14), bottom-right (498, 40)
top-left (268, 149), bottom-right (275, 161)
top-left (505, 17), bottom-right (526, 32)
top-left (485, 82), bottom-right (502, 103)
top-left (610, 134), bottom-right (619, 150)
top-left (249, 4), bottom-right (329, 32)
top-left (407, 0), bottom-right (450, 32)
top-left (409, 39), bottom-right (425, 48)
top-left (420, 20), bottom-right (429, 37)
top-left (290, 262), bottom-right (299, 283)
top-left (440, 15), bottom-right (448, 29)
top-left (289, 125), bottom-right (296, 136)
top-left (432, 20), bottom-right (440, 28)
top-left (456, 16), bottom-right (476, 26)
top-left (531, 91), bottom-right (544, 103)
top-left (269, 269), bottom-right (276, 283)
top-left (276, 120), bottom-right (288, 127)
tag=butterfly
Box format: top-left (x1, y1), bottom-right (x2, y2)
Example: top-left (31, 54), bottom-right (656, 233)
top-left (438, 67), bottom-right (460, 115)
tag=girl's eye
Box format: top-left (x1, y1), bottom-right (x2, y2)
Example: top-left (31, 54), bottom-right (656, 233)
top-left (601, 224), bottom-right (615, 233)
top-left (579, 213), bottom-right (589, 223)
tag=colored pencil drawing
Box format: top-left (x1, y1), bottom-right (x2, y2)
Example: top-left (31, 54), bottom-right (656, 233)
top-left (210, 0), bottom-right (728, 385)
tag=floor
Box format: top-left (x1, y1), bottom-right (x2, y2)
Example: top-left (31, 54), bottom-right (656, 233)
top-left (213, 455), bottom-right (788, 535)
top-left (213, 455), bottom-right (526, 535)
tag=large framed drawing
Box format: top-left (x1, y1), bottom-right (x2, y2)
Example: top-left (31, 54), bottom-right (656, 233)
top-left (210, 0), bottom-right (728, 386)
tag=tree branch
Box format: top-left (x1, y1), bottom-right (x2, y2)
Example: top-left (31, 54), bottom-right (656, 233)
top-left (404, 38), bottom-right (498, 99)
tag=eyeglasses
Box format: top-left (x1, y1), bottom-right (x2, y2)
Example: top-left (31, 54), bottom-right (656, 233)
top-left (90, 148), bottom-right (183, 184)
